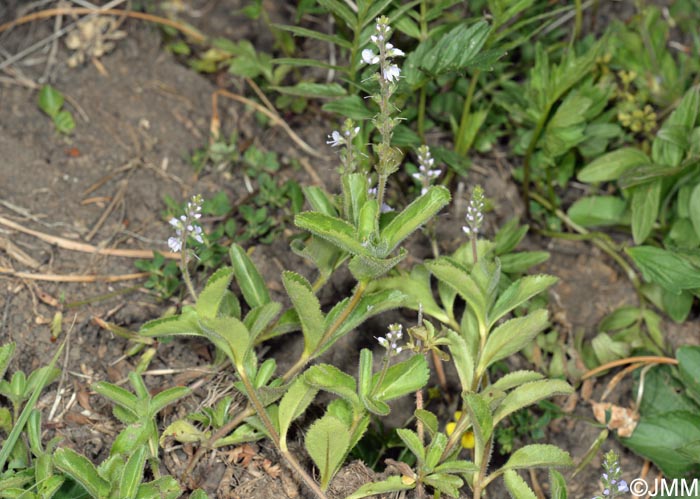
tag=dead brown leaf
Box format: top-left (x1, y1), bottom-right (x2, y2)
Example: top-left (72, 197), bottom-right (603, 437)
top-left (591, 401), bottom-right (639, 437)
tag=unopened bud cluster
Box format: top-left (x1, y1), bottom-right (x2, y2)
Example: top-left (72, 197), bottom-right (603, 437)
top-left (412, 145), bottom-right (441, 195)
top-left (462, 186), bottom-right (485, 237)
top-left (377, 323), bottom-right (403, 356)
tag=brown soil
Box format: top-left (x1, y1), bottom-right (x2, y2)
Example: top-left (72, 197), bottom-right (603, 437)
top-left (0, 2), bottom-right (695, 499)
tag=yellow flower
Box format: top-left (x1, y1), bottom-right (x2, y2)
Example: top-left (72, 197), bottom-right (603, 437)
top-left (445, 412), bottom-right (475, 449)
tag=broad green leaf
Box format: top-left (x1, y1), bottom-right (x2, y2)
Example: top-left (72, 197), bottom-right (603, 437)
top-left (577, 147), bottom-right (650, 182)
top-left (322, 95), bottom-right (374, 120)
top-left (318, 0), bottom-right (356, 28)
top-left (621, 411), bottom-right (700, 477)
top-left (396, 428), bottom-right (425, 463)
top-left (591, 332), bottom-right (631, 364)
top-left (139, 309), bottom-right (200, 338)
top-left (427, 258), bottom-right (487, 321)
top-left (599, 306), bottom-right (640, 331)
top-left (119, 445), bottom-right (147, 499)
top-left (490, 371), bottom-right (544, 392)
top-left (373, 354), bottom-right (429, 401)
top-left (344, 475), bottom-right (415, 499)
top-left (270, 82), bottom-right (346, 98)
top-left (160, 419), bottom-right (207, 445)
top-left (196, 267), bottom-right (234, 318)
top-left (38, 85), bottom-right (64, 117)
top-left (198, 316), bottom-right (250, 368)
top-left (305, 414), bottom-right (351, 490)
top-left (567, 196), bottom-right (627, 227)
top-left (489, 275), bottom-right (557, 326)
top-left (626, 246), bottom-right (700, 294)
top-left (499, 251), bottom-right (550, 274)
top-left (478, 310), bottom-right (549, 374)
top-left (278, 377), bottom-right (319, 448)
top-left (433, 459), bottom-right (478, 474)
top-left (149, 386), bottom-right (192, 415)
top-left (493, 380), bottom-right (573, 424)
top-left (689, 183), bottom-right (700, 240)
top-left (348, 250), bottom-right (407, 281)
top-left (503, 444), bottom-right (573, 470)
top-left (677, 346), bottom-right (700, 403)
top-left (295, 212), bottom-right (369, 256)
top-left (631, 181), bottom-right (661, 244)
top-left (446, 329), bottom-right (474, 394)
top-left (229, 244), bottom-right (270, 308)
top-left (283, 272), bottom-right (324, 352)
top-left (493, 219), bottom-right (528, 255)
top-left (503, 469), bottom-right (537, 499)
top-left (381, 186), bottom-right (451, 253)
top-left (303, 186), bottom-right (338, 217)
top-left (662, 288), bottom-right (693, 323)
top-left (54, 448), bottom-right (111, 499)
top-left (304, 364), bottom-right (359, 409)
top-left (652, 86), bottom-right (699, 167)
top-left (112, 422), bottom-right (150, 455)
top-left (420, 21), bottom-right (491, 75)
top-left (190, 490), bottom-right (210, 499)
top-left (415, 409), bottom-right (439, 438)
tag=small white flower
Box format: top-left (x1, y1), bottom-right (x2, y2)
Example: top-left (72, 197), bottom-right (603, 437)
top-left (326, 130), bottom-right (344, 147)
top-left (385, 43), bottom-right (405, 58)
top-left (362, 49), bottom-right (379, 65)
top-left (383, 64), bottom-right (401, 82)
top-left (168, 236), bottom-right (182, 253)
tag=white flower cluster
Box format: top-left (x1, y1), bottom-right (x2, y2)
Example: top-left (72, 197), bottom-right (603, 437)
top-left (361, 17), bottom-right (404, 83)
top-left (412, 145), bottom-right (441, 195)
top-left (167, 195), bottom-right (204, 253)
top-left (377, 323), bottom-right (403, 356)
top-left (326, 125), bottom-right (360, 148)
top-left (462, 187), bottom-right (484, 237)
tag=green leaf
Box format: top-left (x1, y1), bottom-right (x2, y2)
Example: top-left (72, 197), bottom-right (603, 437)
top-left (283, 271), bottom-right (325, 353)
top-left (464, 392), bottom-right (493, 456)
top-left (348, 250), bottom-right (407, 281)
top-left (229, 244), bottom-right (271, 308)
top-left (445, 329), bottom-right (474, 395)
top-left (626, 246), bottom-right (700, 294)
top-left (196, 267), bottom-right (234, 318)
top-left (304, 364), bottom-right (359, 409)
top-left (303, 186), bottom-right (338, 217)
top-left (119, 445), bottom-right (147, 499)
top-left (420, 21), bottom-right (491, 75)
top-left (149, 386), bottom-right (191, 415)
top-left (489, 275), bottom-right (557, 327)
top-left (503, 444), bottom-right (573, 470)
top-left (380, 186), bottom-right (451, 254)
top-left (318, 0), bottom-right (357, 28)
top-left (54, 448), bottom-right (111, 499)
top-left (198, 316), bottom-right (250, 368)
top-left (415, 409), bottom-right (439, 439)
top-left (567, 196), bottom-right (627, 227)
top-left (499, 251), bottom-right (550, 274)
top-left (631, 181), bottom-right (661, 244)
top-left (549, 469), bottom-right (567, 499)
top-left (677, 346), bottom-right (700, 403)
top-left (493, 219), bottom-right (528, 255)
top-left (272, 24), bottom-right (351, 49)
top-left (38, 85), bottom-right (64, 117)
top-left (278, 376), bottom-right (319, 447)
top-left (270, 82), bottom-right (346, 98)
top-left (396, 429), bottom-right (425, 463)
top-left (494, 379), bottom-right (573, 424)
top-left (322, 95), bottom-right (374, 120)
top-left (689, 183), bottom-right (700, 240)
top-left (490, 371), bottom-right (544, 392)
top-left (295, 212), bottom-right (369, 256)
top-left (577, 147), bottom-right (650, 182)
top-left (373, 354), bottom-right (429, 402)
top-left (244, 302), bottom-right (282, 341)
top-left (621, 411), bottom-right (700, 477)
top-left (344, 475), bottom-right (415, 499)
top-left (427, 258), bottom-right (486, 322)
top-left (478, 310), bottom-right (549, 375)
top-left (0, 342), bottom-right (15, 380)
top-left (53, 110), bottom-right (75, 134)
top-left (423, 473), bottom-right (463, 497)
top-left (139, 309), bottom-right (200, 338)
top-left (92, 382), bottom-right (138, 414)
top-left (135, 476), bottom-right (181, 499)
top-left (425, 432), bottom-right (448, 471)
top-left (503, 469), bottom-right (537, 499)
top-left (305, 414), bottom-right (351, 490)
